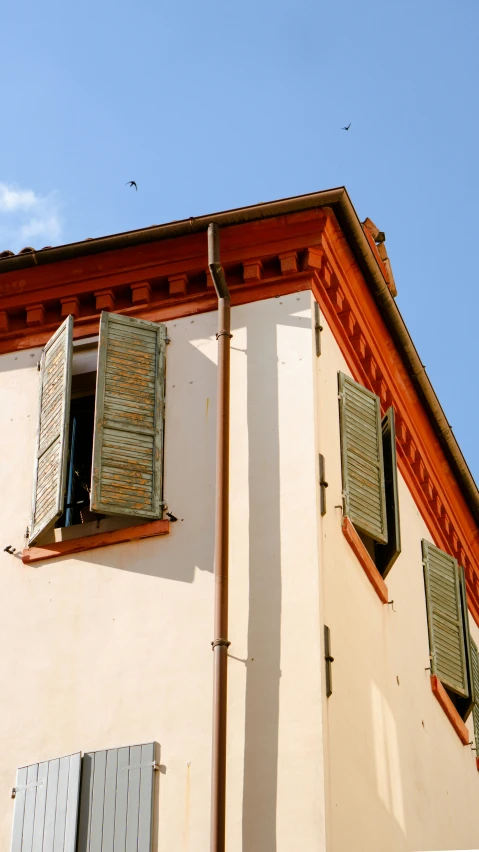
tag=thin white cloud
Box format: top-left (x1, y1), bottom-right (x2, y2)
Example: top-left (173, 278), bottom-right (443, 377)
top-left (0, 182), bottom-right (62, 252)
top-left (0, 184), bottom-right (37, 212)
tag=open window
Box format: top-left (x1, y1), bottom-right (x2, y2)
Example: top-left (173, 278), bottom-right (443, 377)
top-left (29, 312), bottom-right (167, 546)
top-left (338, 372), bottom-right (401, 579)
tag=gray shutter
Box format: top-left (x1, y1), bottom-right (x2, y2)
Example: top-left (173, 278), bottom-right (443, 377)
top-left (11, 753), bottom-right (81, 852)
top-left (90, 313), bottom-right (166, 518)
top-left (422, 540), bottom-right (469, 697)
top-left (375, 407), bottom-right (401, 578)
top-left (29, 316), bottom-right (73, 544)
top-left (470, 638), bottom-right (479, 750)
top-left (77, 742), bottom-right (157, 852)
top-left (338, 372), bottom-right (387, 543)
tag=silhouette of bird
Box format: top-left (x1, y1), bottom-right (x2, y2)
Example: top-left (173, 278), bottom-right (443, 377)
top-left (341, 123), bottom-right (351, 131)
top-left (126, 181), bottom-right (138, 190)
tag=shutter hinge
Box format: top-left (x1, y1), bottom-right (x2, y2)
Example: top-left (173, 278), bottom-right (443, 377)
top-left (12, 779), bottom-right (45, 798)
top-left (314, 302), bottom-right (323, 357)
top-left (324, 625), bottom-right (334, 698)
top-left (319, 454), bottom-right (328, 516)
top-left (120, 760), bottom-right (159, 772)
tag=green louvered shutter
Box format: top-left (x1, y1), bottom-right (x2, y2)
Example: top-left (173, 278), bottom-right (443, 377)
top-left (470, 638), bottom-right (479, 750)
top-left (11, 753), bottom-right (81, 852)
top-left (77, 743), bottom-right (157, 852)
top-left (375, 407), bottom-right (401, 578)
top-left (29, 316), bottom-right (73, 545)
top-left (422, 540), bottom-right (469, 697)
top-left (90, 313), bottom-right (166, 518)
top-left (338, 372), bottom-right (387, 543)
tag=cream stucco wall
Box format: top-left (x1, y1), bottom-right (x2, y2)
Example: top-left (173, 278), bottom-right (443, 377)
top-left (0, 293), bottom-right (327, 852)
top-left (315, 310), bottom-right (479, 852)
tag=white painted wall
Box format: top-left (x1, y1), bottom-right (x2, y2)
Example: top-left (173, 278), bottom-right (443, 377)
top-left (0, 293), bottom-right (327, 852)
top-left (315, 310), bottom-right (479, 852)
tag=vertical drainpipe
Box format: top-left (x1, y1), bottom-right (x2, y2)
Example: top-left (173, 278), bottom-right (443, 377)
top-left (208, 223), bottom-right (231, 852)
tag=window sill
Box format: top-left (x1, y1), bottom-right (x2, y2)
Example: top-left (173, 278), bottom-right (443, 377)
top-left (341, 516), bottom-right (388, 604)
top-left (22, 519), bottom-right (170, 564)
top-left (430, 675), bottom-right (470, 745)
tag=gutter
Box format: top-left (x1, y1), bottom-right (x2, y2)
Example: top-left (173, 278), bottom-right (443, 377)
top-left (1, 187), bottom-right (477, 526)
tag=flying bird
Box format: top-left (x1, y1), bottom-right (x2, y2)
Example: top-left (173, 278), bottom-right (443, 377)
top-left (126, 181), bottom-right (138, 190)
top-left (341, 123), bottom-right (351, 131)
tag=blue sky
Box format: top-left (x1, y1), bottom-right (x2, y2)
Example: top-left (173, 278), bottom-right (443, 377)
top-left (1, 0), bottom-right (478, 478)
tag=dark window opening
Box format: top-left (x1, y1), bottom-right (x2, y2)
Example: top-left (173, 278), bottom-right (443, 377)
top-left (56, 371), bottom-right (99, 528)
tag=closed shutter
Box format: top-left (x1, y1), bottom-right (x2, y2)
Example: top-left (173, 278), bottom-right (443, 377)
top-left (11, 753), bottom-right (81, 852)
top-left (29, 316), bottom-right (73, 544)
top-left (470, 638), bottom-right (479, 750)
top-left (375, 407), bottom-right (401, 578)
top-left (90, 313), bottom-right (167, 518)
top-left (338, 372), bottom-right (387, 543)
top-left (77, 743), bottom-right (157, 852)
top-left (422, 540), bottom-right (469, 697)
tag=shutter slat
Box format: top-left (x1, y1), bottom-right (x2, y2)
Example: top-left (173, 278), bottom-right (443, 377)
top-left (63, 756), bottom-right (81, 852)
top-left (53, 757), bottom-right (70, 852)
top-left (338, 373), bottom-right (387, 543)
top-left (32, 762), bottom-right (49, 852)
top-left (125, 745), bottom-right (142, 852)
top-left (138, 744), bottom-right (155, 852)
top-left (90, 750), bottom-right (107, 849)
top-left (11, 767), bottom-right (28, 852)
top-left (90, 313), bottom-right (166, 519)
top-left (11, 754), bottom-right (80, 852)
top-left (114, 747), bottom-right (130, 849)
top-left (29, 316), bottom-right (73, 545)
top-left (470, 639), bottom-right (479, 750)
top-left (21, 763), bottom-right (38, 852)
top-left (102, 749), bottom-right (118, 852)
top-left (423, 541), bottom-right (469, 697)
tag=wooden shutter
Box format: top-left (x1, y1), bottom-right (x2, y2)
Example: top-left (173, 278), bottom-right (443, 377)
top-left (375, 407), bottom-right (401, 578)
top-left (470, 638), bottom-right (479, 750)
top-left (29, 316), bottom-right (73, 544)
top-left (11, 753), bottom-right (81, 852)
top-left (90, 313), bottom-right (166, 518)
top-left (422, 540), bottom-right (469, 697)
top-left (338, 372), bottom-right (387, 543)
top-left (77, 742), bottom-right (157, 852)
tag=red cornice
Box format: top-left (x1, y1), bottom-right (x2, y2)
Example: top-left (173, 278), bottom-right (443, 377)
top-left (2, 207), bottom-right (479, 624)
top-left (0, 209), bottom-right (327, 353)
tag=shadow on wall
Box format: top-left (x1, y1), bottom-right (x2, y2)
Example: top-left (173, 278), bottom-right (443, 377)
top-left (242, 302), bottom-right (311, 852)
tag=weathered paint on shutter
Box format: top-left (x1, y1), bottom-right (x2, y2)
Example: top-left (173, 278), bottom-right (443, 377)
top-left (422, 540), bottom-right (469, 697)
top-left (458, 566), bottom-right (474, 720)
top-left (375, 407), bottom-right (401, 578)
top-left (470, 638), bottom-right (479, 750)
top-left (77, 742), bottom-right (157, 852)
top-left (90, 313), bottom-right (166, 518)
top-left (29, 316), bottom-right (73, 544)
top-left (11, 753), bottom-right (81, 852)
top-left (338, 372), bottom-right (387, 543)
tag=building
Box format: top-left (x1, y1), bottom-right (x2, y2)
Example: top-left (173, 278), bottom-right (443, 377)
top-left (1, 187), bottom-right (479, 851)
